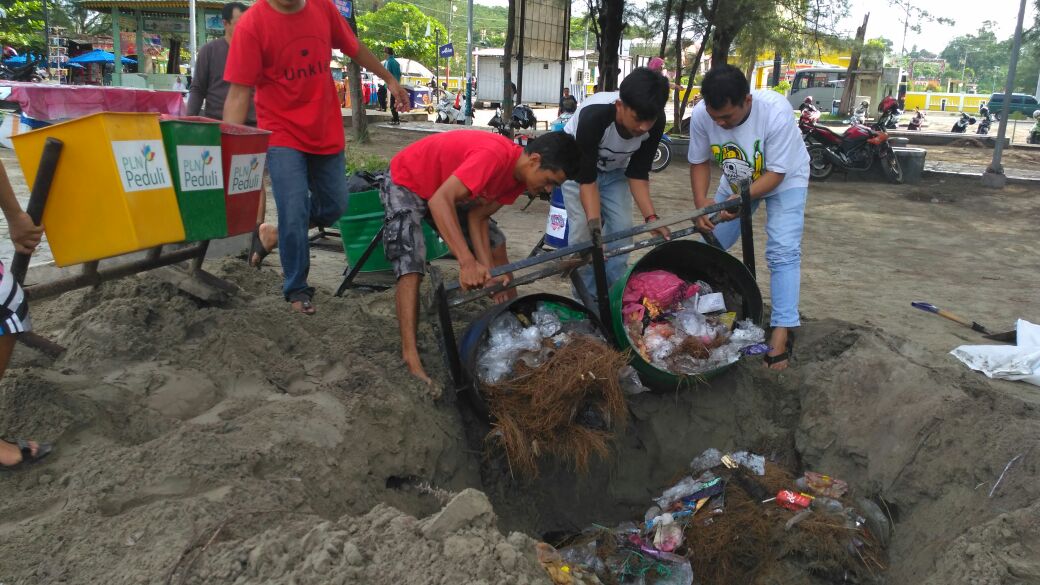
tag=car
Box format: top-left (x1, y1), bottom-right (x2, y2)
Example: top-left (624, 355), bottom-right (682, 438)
top-left (986, 93), bottom-right (1039, 117)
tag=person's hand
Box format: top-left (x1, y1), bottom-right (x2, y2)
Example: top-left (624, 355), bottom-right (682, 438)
top-left (458, 258), bottom-right (491, 291)
top-left (7, 211), bottom-right (42, 255)
top-left (488, 272), bottom-right (513, 304)
top-left (717, 194), bottom-right (741, 222)
top-left (652, 225), bottom-right (671, 240)
top-left (390, 82), bottom-right (410, 112)
top-left (586, 217), bottom-right (602, 240)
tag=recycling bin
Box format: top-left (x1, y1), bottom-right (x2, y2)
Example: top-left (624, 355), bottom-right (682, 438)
top-left (160, 116), bottom-right (228, 241)
top-left (220, 123), bottom-right (271, 237)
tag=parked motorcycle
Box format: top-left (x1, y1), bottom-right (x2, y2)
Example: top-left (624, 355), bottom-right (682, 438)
top-left (798, 104), bottom-right (823, 145)
top-left (0, 59), bottom-right (43, 82)
top-left (951, 112), bottom-right (977, 133)
top-left (651, 134), bottom-right (672, 173)
top-left (435, 90), bottom-right (464, 124)
top-left (976, 106), bottom-right (993, 135)
top-left (875, 95), bottom-right (900, 130)
top-left (803, 118), bottom-right (903, 184)
top-left (843, 100), bottom-right (870, 126)
top-left (488, 103), bottom-right (537, 136)
top-left (907, 108), bottom-right (926, 131)
top-left (1028, 110), bottom-right (1040, 145)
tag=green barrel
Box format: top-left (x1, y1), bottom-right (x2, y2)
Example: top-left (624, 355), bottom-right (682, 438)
top-left (608, 239), bottom-right (764, 390)
top-left (337, 189), bottom-right (450, 272)
top-left (159, 117), bottom-right (228, 242)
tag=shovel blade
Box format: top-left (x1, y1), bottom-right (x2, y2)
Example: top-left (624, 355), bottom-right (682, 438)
top-left (983, 330), bottom-right (1017, 343)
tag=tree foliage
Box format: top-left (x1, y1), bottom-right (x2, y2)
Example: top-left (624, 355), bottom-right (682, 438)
top-left (356, 1), bottom-right (448, 67)
top-left (0, 0), bottom-right (44, 50)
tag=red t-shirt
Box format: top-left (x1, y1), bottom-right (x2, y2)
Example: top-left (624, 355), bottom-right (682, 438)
top-left (224, 0), bottom-right (359, 154)
top-left (390, 131), bottom-right (526, 205)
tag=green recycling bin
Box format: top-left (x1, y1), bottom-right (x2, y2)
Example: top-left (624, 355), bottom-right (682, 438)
top-left (160, 116), bottom-right (228, 242)
top-left (338, 189), bottom-right (449, 272)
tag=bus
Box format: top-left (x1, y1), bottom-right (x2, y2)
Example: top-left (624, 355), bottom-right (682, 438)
top-left (787, 67), bottom-right (846, 110)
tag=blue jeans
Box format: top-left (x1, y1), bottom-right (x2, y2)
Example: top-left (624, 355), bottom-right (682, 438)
top-left (711, 186), bottom-right (807, 328)
top-left (267, 147), bottom-right (350, 301)
top-left (561, 169), bottom-right (633, 300)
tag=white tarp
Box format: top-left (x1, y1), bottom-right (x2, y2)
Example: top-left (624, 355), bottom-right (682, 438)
top-left (951, 319), bottom-right (1040, 387)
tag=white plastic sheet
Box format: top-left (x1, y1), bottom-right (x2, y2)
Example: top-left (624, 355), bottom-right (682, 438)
top-left (950, 319), bottom-right (1040, 387)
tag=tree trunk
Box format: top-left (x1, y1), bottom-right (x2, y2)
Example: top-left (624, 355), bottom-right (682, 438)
top-left (346, 10), bottom-right (368, 143)
top-left (670, 0), bottom-right (687, 129)
top-left (658, 0), bottom-right (674, 57)
top-left (676, 0), bottom-right (717, 131)
top-left (597, 0), bottom-right (624, 91)
top-left (770, 50), bottom-right (781, 87)
top-left (710, 25), bottom-right (735, 68)
top-left (503, 0), bottom-right (516, 133)
top-left (840, 13), bottom-right (869, 116)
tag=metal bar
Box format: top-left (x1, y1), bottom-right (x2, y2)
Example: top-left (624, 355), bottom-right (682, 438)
top-left (334, 225), bottom-right (385, 297)
top-left (738, 180), bottom-right (756, 278)
top-left (449, 259), bottom-right (574, 306)
top-left (435, 283), bottom-right (464, 387)
top-left (590, 227), bottom-right (612, 338)
top-left (526, 234), bottom-right (546, 258)
top-left (146, 246), bottom-right (163, 262)
top-left (444, 198), bottom-right (742, 293)
top-left (191, 240), bottom-right (210, 272)
top-left (24, 244), bottom-right (208, 301)
top-left (12, 137), bottom-right (63, 284)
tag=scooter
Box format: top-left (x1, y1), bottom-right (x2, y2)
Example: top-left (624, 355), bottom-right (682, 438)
top-left (1028, 110), bottom-right (1040, 145)
top-left (0, 59), bottom-right (43, 82)
top-left (435, 90), bottom-right (464, 125)
top-left (907, 109), bottom-right (926, 131)
top-left (951, 112), bottom-right (976, 133)
top-left (651, 134), bottom-right (672, 173)
top-left (843, 101), bottom-right (869, 126)
top-left (976, 107), bottom-right (993, 135)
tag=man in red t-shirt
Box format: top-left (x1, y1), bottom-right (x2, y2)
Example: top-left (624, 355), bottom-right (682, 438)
top-left (223, 0), bottom-right (409, 315)
top-left (383, 130), bottom-right (579, 384)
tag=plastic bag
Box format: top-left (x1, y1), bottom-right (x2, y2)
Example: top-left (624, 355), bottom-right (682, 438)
top-left (622, 270), bottom-right (699, 323)
top-left (532, 306), bottom-right (562, 337)
top-left (619, 366), bottom-right (650, 395)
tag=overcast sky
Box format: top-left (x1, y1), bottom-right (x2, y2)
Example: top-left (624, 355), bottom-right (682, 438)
top-left (473, 0), bottom-right (1036, 54)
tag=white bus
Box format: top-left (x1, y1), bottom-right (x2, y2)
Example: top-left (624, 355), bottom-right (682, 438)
top-left (787, 67), bottom-right (846, 110)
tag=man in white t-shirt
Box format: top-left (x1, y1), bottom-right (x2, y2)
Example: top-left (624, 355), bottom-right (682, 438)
top-left (687, 65), bottom-right (810, 371)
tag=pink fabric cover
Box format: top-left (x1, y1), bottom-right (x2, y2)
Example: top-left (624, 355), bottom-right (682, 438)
top-left (1, 81), bottom-right (185, 121)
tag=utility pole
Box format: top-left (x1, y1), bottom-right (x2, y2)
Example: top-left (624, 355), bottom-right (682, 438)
top-left (582, 24), bottom-right (589, 98)
top-left (464, 0), bottom-right (474, 123)
top-left (42, 0), bottom-right (50, 78)
top-left (188, 0), bottom-right (197, 71)
top-left (982, 0), bottom-right (1027, 189)
top-left (960, 49), bottom-right (975, 92)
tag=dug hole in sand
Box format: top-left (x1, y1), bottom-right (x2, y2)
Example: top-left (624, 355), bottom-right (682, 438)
top-left (0, 257), bottom-right (1037, 584)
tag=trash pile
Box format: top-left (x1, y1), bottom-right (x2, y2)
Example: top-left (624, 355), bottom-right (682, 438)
top-left (538, 448), bottom-right (890, 585)
top-left (622, 270), bottom-right (767, 374)
top-left (475, 301), bottom-right (634, 477)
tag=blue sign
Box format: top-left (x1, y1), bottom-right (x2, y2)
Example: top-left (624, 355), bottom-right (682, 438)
top-left (334, 0), bottom-right (352, 19)
top-left (438, 43), bottom-right (455, 58)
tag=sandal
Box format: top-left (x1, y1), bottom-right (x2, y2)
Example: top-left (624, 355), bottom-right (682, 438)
top-left (248, 224), bottom-right (273, 269)
top-left (764, 328), bottom-right (796, 368)
top-left (290, 296), bottom-right (317, 316)
top-left (0, 438), bottom-right (52, 470)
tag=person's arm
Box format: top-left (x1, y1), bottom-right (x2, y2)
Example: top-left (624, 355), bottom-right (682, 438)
top-left (426, 176), bottom-right (490, 290)
top-left (223, 83), bottom-right (252, 125)
top-left (466, 200), bottom-right (503, 270)
top-left (186, 44), bottom-right (209, 116)
top-left (0, 161), bottom-right (42, 254)
top-left (572, 104), bottom-right (613, 226)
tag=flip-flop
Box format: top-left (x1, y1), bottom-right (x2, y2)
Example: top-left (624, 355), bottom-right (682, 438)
top-left (248, 225), bottom-right (272, 269)
top-left (0, 438), bottom-right (52, 470)
top-left (764, 328), bottom-right (796, 368)
top-left (291, 299), bottom-right (317, 316)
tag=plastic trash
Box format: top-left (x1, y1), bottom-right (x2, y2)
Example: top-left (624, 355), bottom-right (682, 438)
top-left (652, 513), bottom-right (683, 552)
top-left (854, 497), bottom-right (892, 547)
top-left (728, 451), bottom-right (766, 476)
top-left (795, 471), bottom-right (848, 498)
top-left (622, 270), bottom-right (699, 323)
top-left (689, 448), bottom-right (723, 475)
top-left (785, 508), bottom-right (813, 531)
top-left (532, 306), bottom-right (563, 337)
top-left (810, 495), bottom-right (845, 515)
top-left (696, 292), bottom-right (726, 314)
top-left (618, 366), bottom-right (650, 395)
top-left (654, 471), bottom-right (717, 509)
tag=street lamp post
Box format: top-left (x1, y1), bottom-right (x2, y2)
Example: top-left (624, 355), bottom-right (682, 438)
top-left (960, 49), bottom-right (976, 92)
top-left (982, 0), bottom-right (1027, 188)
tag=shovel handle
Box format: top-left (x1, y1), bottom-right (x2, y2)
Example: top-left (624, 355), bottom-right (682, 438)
top-left (912, 301), bottom-right (990, 333)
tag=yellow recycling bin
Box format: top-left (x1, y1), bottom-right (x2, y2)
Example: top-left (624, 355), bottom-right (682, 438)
top-left (12, 112), bottom-right (186, 267)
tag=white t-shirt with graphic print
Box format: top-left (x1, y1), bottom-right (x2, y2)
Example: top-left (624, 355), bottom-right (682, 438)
top-left (687, 89), bottom-right (809, 197)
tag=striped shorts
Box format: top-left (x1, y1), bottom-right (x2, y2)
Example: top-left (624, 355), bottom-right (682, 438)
top-left (0, 261), bottom-right (31, 334)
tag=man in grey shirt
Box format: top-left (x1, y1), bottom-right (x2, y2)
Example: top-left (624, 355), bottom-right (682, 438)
top-left (187, 2), bottom-right (255, 124)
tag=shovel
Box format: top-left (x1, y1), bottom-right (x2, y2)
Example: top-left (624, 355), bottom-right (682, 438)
top-left (911, 301), bottom-right (1017, 343)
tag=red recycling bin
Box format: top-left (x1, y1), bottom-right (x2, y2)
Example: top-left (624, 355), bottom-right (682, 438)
top-left (220, 123), bottom-right (271, 236)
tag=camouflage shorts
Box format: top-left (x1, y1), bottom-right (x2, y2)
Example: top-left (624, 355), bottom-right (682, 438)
top-left (380, 174), bottom-right (506, 279)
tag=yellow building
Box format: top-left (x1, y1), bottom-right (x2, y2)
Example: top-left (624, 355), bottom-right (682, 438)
top-left (902, 92), bottom-right (989, 112)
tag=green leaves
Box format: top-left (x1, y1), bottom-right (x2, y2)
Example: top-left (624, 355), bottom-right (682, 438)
top-left (356, 1), bottom-right (447, 66)
top-left (0, 0), bottom-right (45, 49)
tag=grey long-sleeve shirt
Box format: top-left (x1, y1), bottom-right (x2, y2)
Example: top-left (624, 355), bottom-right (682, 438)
top-left (186, 38), bottom-right (256, 124)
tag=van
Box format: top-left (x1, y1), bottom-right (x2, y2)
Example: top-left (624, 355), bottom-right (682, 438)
top-left (987, 93), bottom-right (1039, 117)
top-left (787, 68), bottom-right (846, 110)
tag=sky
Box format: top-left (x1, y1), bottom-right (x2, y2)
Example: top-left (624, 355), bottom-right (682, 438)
top-left (472, 0), bottom-right (1037, 54)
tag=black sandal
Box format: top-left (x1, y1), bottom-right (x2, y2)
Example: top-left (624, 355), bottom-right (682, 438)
top-left (248, 224), bottom-right (273, 269)
top-left (764, 328), bottom-right (796, 367)
top-left (0, 438), bottom-right (52, 470)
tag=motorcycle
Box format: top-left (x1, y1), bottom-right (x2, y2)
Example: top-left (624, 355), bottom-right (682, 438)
top-left (976, 107), bottom-right (993, 135)
top-left (489, 103), bottom-right (537, 136)
top-left (798, 105), bottom-right (823, 145)
top-left (843, 101), bottom-right (869, 126)
top-left (435, 90), bottom-right (464, 124)
top-left (651, 134), bottom-right (672, 173)
top-left (875, 96), bottom-right (900, 130)
top-left (802, 117), bottom-right (903, 184)
top-left (951, 112), bottom-right (977, 133)
top-left (907, 109), bottom-right (926, 131)
top-left (0, 59), bottom-right (43, 82)
top-left (1028, 110), bottom-right (1040, 145)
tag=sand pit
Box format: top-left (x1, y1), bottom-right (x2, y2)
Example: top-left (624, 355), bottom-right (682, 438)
top-left (0, 257), bottom-right (1037, 584)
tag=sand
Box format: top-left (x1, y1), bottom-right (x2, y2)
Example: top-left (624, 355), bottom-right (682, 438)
top-left (0, 127), bottom-right (1038, 584)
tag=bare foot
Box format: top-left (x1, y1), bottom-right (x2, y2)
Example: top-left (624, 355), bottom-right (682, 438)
top-left (403, 352), bottom-right (433, 385)
top-left (0, 439), bottom-right (37, 466)
top-left (249, 223), bottom-right (278, 267)
top-left (765, 327), bottom-right (790, 371)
